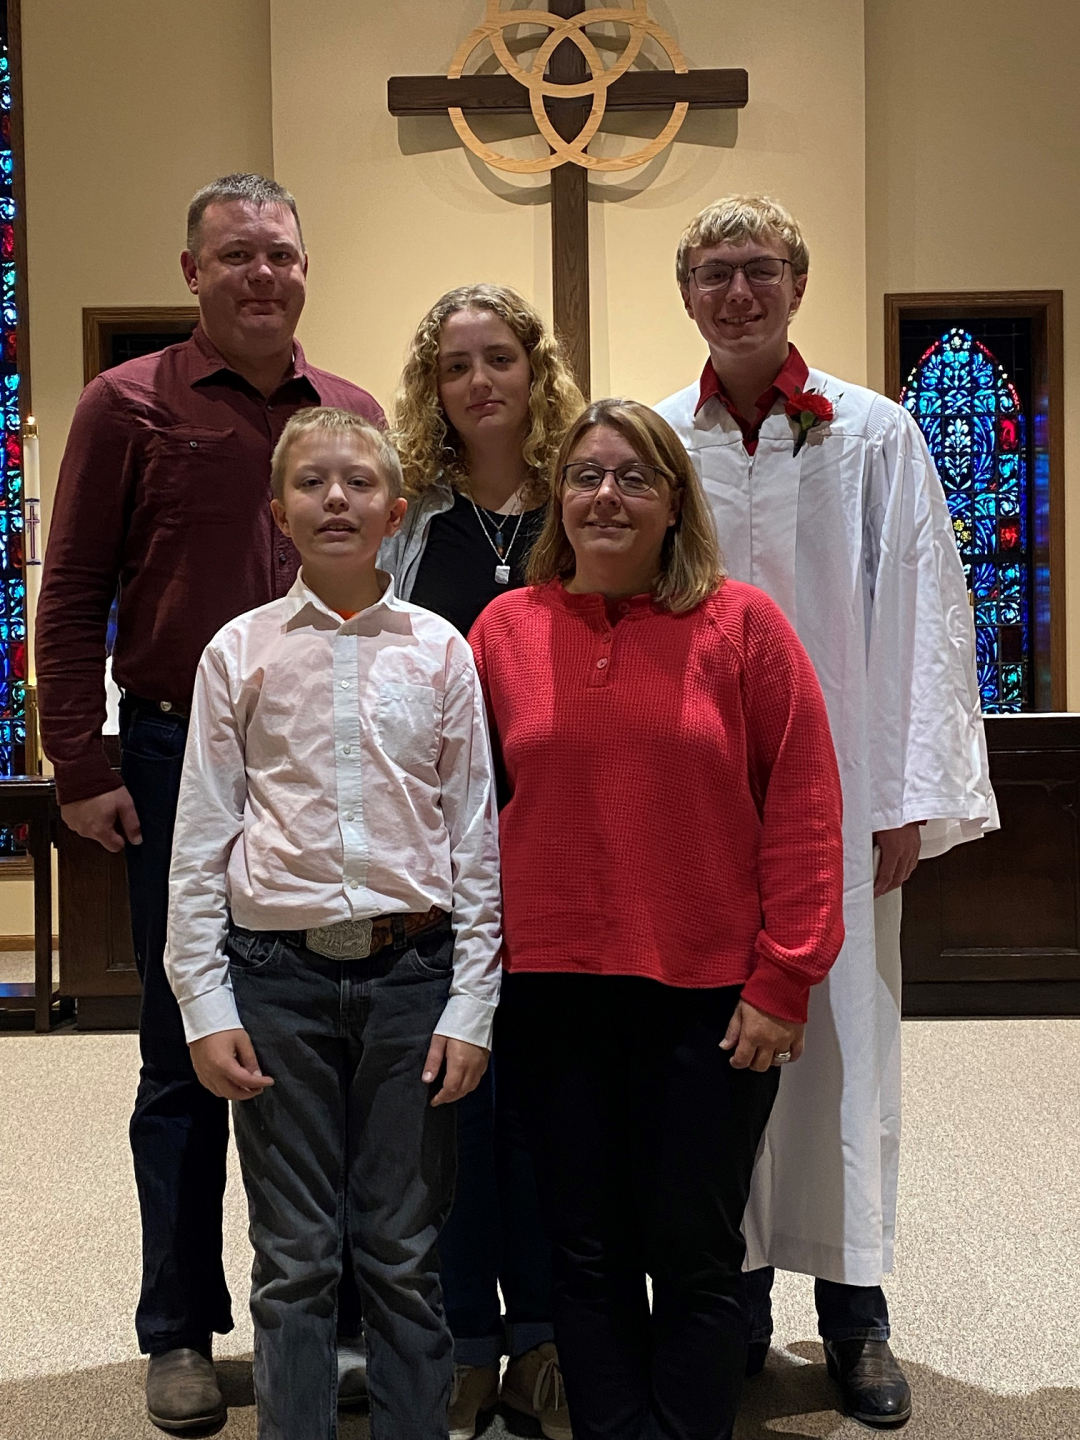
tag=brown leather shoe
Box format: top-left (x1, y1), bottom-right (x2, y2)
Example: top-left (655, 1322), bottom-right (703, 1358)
top-left (502, 1343), bottom-right (572, 1440)
top-left (146, 1348), bottom-right (226, 1433)
top-left (823, 1338), bottom-right (912, 1428)
top-left (448, 1363), bottom-right (500, 1440)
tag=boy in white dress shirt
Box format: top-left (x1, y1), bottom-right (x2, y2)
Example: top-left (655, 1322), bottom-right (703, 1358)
top-left (165, 407), bottom-right (502, 1440)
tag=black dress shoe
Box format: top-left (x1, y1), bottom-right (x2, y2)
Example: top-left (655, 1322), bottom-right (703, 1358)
top-left (823, 1339), bottom-right (912, 1428)
top-left (745, 1340), bottom-right (770, 1377)
top-left (146, 1348), bottom-right (226, 1433)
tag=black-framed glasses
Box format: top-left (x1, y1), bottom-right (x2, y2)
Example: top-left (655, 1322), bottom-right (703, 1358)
top-left (688, 257), bottom-right (793, 291)
top-left (561, 461), bottom-right (667, 496)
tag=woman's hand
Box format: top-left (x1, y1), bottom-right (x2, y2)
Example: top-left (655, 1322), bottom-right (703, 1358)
top-left (720, 1001), bottom-right (805, 1072)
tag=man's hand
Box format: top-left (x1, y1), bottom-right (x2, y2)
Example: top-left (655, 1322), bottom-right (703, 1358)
top-left (721, 1000), bottom-right (805, 1072)
top-left (189, 1029), bottom-right (274, 1101)
top-left (422, 1034), bottom-right (489, 1107)
top-left (61, 787), bottom-right (142, 854)
top-left (873, 821), bottom-right (923, 897)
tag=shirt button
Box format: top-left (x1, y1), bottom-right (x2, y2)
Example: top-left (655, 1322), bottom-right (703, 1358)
top-left (344, 812), bottom-right (355, 822)
top-left (602, 632), bottom-right (612, 643)
top-left (278, 552), bottom-right (289, 565)
top-left (596, 657), bottom-right (608, 670)
top-left (348, 879), bottom-right (359, 890)
top-left (189, 440), bottom-right (198, 449)
top-left (342, 744), bottom-right (352, 755)
top-left (618, 602), bottom-right (630, 613)
top-left (340, 680), bottom-right (350, 689)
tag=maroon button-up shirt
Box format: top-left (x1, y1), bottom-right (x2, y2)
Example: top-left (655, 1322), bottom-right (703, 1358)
top-left (695, 345), bottom-right (810, 455)
top-left (37, 326), bottom-right (384, 804)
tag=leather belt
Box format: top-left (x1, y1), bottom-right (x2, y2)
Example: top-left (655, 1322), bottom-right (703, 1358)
top-left (305, 905), bottom-right (448, 960)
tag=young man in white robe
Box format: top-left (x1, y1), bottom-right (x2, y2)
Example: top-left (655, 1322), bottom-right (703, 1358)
top-left (655, 195), bottom-right (997, 1430)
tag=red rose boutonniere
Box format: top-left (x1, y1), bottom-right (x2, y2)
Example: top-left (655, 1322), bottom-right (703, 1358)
top-left (785, 389), bottom-right (835, 457)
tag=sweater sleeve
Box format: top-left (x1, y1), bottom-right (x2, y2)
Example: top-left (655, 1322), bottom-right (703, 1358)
top-left (734, 591), bottom-right (845, 1023)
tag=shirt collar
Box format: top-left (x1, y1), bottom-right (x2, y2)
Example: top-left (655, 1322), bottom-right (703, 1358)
top-left (187, 323), bottom-right (319, 398)
top-left (284, 569), bottom-right (401, 630)
top-left (694, 344), bottom-right (810, 418)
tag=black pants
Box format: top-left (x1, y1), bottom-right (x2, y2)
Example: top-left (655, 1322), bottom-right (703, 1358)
top-left (120, 698), bottom-right (363, 1355)
top-left (499, 973), bottom-right (780, 1440)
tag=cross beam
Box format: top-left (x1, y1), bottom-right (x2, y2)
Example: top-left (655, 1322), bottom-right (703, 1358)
top-left (388, 2), bottom-right (748, 394)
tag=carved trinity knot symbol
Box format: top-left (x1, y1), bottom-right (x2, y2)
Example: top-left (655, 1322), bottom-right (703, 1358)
top-left (447, 0), bottom-right (690, 173)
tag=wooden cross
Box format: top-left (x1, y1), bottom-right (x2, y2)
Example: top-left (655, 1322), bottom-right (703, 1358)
top-left (388, 1), bottom-right (748, 395)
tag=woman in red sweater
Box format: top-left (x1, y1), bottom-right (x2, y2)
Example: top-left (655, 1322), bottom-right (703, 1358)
top-left (468, 399), bottom-right (845, 1440)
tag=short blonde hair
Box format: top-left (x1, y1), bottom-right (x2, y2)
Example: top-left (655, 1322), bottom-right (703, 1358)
top-left (392, 284), bottom-right (583, 505)
top-left (675, 195), bottom-right (810, 286)
top-left (270, 408), bottom-right (404, 501)
top-left (527, 399), bottom-right (724, 615)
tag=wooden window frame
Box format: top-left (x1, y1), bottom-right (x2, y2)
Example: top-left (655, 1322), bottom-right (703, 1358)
top-left (82, 306), bottom-right (200, 385)
top-left (884, 291), bottom-right (1066, 711)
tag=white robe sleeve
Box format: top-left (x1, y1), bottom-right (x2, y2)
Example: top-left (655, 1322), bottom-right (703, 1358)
top-left (864, 404), bottom-right (999, 858)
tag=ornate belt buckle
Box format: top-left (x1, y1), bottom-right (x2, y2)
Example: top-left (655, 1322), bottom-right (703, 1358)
top-left (305, 917), bottom-right (374, 960)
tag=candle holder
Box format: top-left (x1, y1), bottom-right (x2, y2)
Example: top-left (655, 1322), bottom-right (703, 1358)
top-left (23, 681), bottom-right (41, 776)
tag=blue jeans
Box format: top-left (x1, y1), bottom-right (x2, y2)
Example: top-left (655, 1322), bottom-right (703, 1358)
top-left (745, 1267), bottom-right (891, 1344)
top-left (228, 923), bottom-right (457, 1440)
top-left (439, 1055), bottom-right (555, 1367)
top-left (121, 700), bottom-right (233, 1356)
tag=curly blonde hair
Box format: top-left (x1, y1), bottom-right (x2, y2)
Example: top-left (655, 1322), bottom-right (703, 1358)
top-left (527, 398), bottom-right (724, 615)
top-left (392, 284), bottom-right (584, 504)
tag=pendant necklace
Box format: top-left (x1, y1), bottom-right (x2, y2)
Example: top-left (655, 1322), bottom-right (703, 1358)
top-left (468, 490), bottom-right (525, 584)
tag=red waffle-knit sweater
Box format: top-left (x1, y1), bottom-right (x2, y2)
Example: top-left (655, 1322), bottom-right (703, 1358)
top-left (468, 579), bottom-right (845, 1023)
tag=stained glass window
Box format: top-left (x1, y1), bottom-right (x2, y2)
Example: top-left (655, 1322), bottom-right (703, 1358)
top-left (901, 327), bottom-right (1030, 713)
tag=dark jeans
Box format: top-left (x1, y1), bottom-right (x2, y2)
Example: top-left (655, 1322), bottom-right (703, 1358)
top-left (228, 923), bottom-right (457, 1440)
top-left (439, 1055), bottom-right (555, 1367)
top-left (499, 973), bottom-right (780, 1440)
top-left (745, 1267), bottom-right (891, 1344)
top-left (121, 699), bottom-right (233, 1356)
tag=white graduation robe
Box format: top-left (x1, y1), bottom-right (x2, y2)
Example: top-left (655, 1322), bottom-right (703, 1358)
top-left (656, 371), bottom-right (998, 1285)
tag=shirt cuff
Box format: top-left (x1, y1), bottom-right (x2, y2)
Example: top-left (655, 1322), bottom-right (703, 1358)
top-left (178, 985), bottom-right (243, 1045)
top-left (740, 957), bottom-right (812, 1025)
top-left (52, 758), bottom-right (126, 808)
top-left (433, 993), bottom-right (497, 1051)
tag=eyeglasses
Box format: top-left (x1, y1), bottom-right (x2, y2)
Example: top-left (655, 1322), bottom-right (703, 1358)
top-left (561, 461), bottom-right (667, 496)
top-left (688, 257), bottom-right (793, 292)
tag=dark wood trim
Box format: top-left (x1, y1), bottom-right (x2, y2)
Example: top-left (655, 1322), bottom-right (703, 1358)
top-left (0, 931), bottom-right (57, 949)
top-left (883, 291), bottom-right (1066, 709)
top-left (74, 995), bottom-right (140, 1031)
top-left (388, 68), bottom-right (749, 116)
top-left (82, 306), bottom-right (200, 386)
top-left (8, 0), bottom-right (31, 420)
top-left (903, 981), bottom-right (1080, 1019)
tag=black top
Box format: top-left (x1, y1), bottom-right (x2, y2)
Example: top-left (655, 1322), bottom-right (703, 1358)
top-left (409, 489), bottom-right (547, 637)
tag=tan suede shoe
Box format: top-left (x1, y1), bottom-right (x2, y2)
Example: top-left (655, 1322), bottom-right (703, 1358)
top-left (448, 1363), bottom-right (500, 1440)
top-left (145, 1348), bottom-right (226, 1433)
top-left (502, 1343), bottom-right (572, 1440)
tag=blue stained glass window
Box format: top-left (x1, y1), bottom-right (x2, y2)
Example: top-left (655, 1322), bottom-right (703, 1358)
top-left (901, 327), bottom-right (1030, 713)
top-left (0, 17), bottom-right (24, 850)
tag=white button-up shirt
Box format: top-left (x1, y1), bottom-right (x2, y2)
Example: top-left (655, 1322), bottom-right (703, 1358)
top-left (165, 572), bottom-right (502, 1049)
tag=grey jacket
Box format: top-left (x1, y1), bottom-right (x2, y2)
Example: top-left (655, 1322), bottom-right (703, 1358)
top-left (377, 480), bottom-right (455, 601)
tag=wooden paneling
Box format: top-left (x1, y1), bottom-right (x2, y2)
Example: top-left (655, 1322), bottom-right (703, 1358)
top-left (901, 714), bottom-right (1080, 1017)
top-left (82, 307), bottom-right (199, 387)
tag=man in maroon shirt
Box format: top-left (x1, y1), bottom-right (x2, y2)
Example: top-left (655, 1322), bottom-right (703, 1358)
top-left (36, 173), bottom-right (382, 1432)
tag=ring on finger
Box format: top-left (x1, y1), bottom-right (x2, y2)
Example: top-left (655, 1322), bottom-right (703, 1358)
top-left (771, 1050), bottom-right (792, 1066)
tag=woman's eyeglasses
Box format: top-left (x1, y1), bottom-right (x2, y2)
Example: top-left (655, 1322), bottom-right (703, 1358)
top-left (561, 462), bottom-right (666, 496)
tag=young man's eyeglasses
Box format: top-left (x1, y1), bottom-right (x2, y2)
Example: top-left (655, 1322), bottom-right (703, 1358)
top-left (688, 257), bottom-right (794, 292)
top-left (562, 462), bottom-right (666, 496)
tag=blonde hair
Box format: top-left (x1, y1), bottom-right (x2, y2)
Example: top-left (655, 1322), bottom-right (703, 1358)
top-left (270, 408), bottom-right (404, 501)
top-left (392, 284), bottom-right (584, 504)
top-left (675, 195), bottom-right (810, 286)
top-left (527, 399), bottom-right (724, 615)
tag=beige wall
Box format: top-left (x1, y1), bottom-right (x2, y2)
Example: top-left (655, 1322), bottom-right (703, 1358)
top-left (8, 0), bottom-right (274, 932)
top-left (865, 0), bottom-right (1079, 701)
top-left (271, 0), bottom-right (868, 410)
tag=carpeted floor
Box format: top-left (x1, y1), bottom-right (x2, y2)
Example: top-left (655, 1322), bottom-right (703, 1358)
top-left (2, 982), bottom-right (1077, 1439)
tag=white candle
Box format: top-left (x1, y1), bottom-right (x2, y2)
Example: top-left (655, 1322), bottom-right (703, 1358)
top-left (23, 416), bottom-right (41, 688)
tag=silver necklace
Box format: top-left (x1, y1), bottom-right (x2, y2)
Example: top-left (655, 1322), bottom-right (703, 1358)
top-left (468, 494), bottom-right (525, 584)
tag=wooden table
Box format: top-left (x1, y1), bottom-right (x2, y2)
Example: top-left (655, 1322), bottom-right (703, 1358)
top-left (0, 776), bottom-right (59, 1030)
